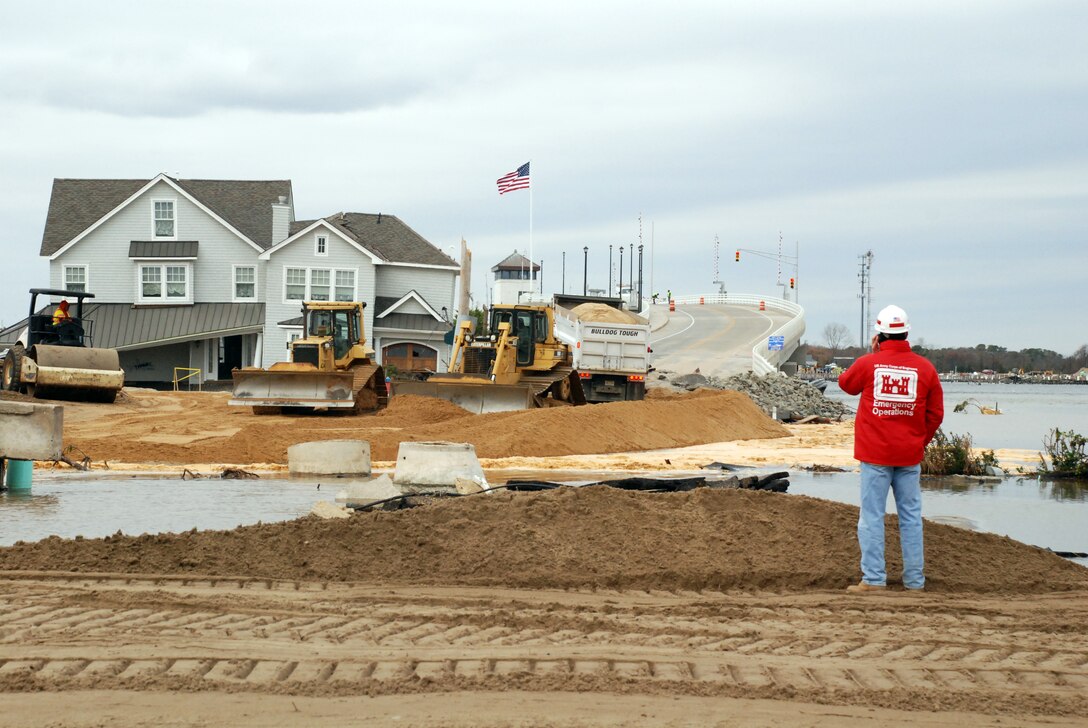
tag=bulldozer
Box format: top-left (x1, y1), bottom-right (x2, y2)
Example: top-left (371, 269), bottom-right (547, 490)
top-left (2, 288), bottom-right (125, 403)
top-left (229, 300), bottom-right (387, 414)
top-left (396, 303), bottom-right (586, 413)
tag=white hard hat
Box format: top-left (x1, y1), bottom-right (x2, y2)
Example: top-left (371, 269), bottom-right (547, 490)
top-left (874, 305), bottom-right (911, 334)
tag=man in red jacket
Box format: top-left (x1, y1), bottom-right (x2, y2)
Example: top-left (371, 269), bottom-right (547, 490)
top-left (838, 305), bottom-right (944, 593)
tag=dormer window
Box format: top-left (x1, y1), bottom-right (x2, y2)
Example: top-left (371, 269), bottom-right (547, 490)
top-left (153, 199), bottom-right (176, 238)
top-left (315, 234), bottom-right (328, 256)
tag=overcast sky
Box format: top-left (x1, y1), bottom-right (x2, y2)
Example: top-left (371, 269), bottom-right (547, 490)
top-left (1, 1), bottom-right (1085, 353)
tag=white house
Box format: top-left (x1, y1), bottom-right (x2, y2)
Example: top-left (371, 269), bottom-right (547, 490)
top-left (491, 250), bottom-right (539, 305)
top-left (0, 174), bottom-right (459, 384)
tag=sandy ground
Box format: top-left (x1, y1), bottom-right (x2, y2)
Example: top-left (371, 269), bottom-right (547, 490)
top-left (2, 388), bottom-right (1082, 726)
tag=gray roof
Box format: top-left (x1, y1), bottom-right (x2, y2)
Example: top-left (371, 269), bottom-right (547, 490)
top-left (492, 250), bottom-right (538, 272)
top-left (316, 213), bottom-right (458, 267)
top-left (373, 313), bottom-right (452, 333)
top-left (374, 296), bottom-right (400, 315)
top-left (1, 303), bottom-right (264, 351)
top-left (40, 177), bottom-right (292, 255)
top-left (128, 241), bottom-right (199, 258)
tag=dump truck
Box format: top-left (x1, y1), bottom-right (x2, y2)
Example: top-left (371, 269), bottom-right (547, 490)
top-left (396, 303), bottom-right (586, 414)
top-left (229, 300), bottom-right (387, 414)
top-left (2, 288), bottom-right (125, 403)
top-left (552, 294), bottom-right (651, 403)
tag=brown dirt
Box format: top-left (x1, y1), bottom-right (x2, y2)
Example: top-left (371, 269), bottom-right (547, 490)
top-left (569, 302), bottom-right (647, 324)
top-left (2, 486), bottom-right (1083, 594)
top-left (59, 388), bottom-right (788, 465)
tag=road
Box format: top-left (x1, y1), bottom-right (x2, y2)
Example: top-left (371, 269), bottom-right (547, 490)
top-left (650, 303), bottom-right (793, 377)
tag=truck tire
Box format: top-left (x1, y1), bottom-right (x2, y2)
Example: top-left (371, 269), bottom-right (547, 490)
top-left (2, 344), bottom-right (25, 393)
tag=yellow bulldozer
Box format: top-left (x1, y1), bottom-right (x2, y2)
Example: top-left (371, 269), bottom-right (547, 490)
top-left (229, 301), bottom-right (387, 414)
top-left (396, 303), bottom-right (586, 413)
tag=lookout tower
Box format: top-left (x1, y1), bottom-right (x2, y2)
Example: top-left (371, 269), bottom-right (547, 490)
top-left (491, 250), bottom-right (540, 305)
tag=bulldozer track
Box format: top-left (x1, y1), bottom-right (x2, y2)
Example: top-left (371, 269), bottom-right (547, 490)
top-left (2, 574), bottom-right (1088, 716)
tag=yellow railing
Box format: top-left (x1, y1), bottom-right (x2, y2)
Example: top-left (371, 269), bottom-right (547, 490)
top-left (173, 367), bottom-right (202, 391)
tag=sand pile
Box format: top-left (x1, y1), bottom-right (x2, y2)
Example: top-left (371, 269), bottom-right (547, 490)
top-left (3, 487), bottom-right (1085, 594)
top-left (63, 389), bottom-right (787, 465)
top-left (569, 303), bottom-right (647, 325)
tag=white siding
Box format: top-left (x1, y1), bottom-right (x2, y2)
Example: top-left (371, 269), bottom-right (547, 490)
top-left (263, 227), bottom-right (377, 363)
top-left (374, 266), bottom-right (457, 314)
top-left (49, 179), bottom-right (261, 303)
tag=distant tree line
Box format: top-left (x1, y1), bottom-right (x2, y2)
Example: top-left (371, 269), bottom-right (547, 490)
top-left (807, 323), bottom-right (1088, 374)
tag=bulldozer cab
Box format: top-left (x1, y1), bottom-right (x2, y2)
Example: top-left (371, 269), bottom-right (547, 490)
top-left (305, 307), bottom-right (358, 360)
top-left (490, 306), bottom-right (549, 367)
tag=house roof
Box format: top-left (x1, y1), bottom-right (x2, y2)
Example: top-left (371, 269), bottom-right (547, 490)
top-left (301, 213), bottom-right (458, 267)
top-left (492, 250), bottom-right (538, 272)
top-left (40, 177), bottom-right (292, 256)
top-left (128, 241), bottom-right (199, 258)
top-left (0, 303), bottom-right (264, 351)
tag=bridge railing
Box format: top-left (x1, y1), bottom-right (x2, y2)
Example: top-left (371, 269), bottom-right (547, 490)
top-left (664, 293), bottom-right (805, 374)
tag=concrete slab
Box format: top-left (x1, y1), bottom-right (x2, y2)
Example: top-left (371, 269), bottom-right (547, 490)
top-left (393, 441), bottom-right (486, 491)
top-left (0, 401), bottom-right (63, 461)
top-left (335, 474), bottom-right (403, 506)
top-left (288, 440), bottom-right (370, 477)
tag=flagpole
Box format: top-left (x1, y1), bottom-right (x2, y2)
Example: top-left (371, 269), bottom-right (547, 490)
top-left (529, 159), bottom-right (534, 294)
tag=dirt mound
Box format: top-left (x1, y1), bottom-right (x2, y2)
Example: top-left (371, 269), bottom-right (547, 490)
top-left (3, 487), bottom-right (1084, 594)
top-left (62, 389), bottom-right (787, 465)
top-left (570, 302), bottom-right (646, 325)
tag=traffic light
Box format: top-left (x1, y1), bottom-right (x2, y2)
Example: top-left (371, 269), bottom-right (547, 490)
top-left (734, 250), bottom-right (740, 262)
top-left (789, 277), bottom-right (795, 289)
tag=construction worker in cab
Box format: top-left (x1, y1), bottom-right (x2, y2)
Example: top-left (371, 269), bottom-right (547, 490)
top-left (838, 305), bottom-right (944, 593)
top-left (52, 299), bottom-right (72, 326)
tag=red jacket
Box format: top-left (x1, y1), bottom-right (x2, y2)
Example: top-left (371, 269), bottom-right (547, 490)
top-left (838, 340), bottom-right (944, 466)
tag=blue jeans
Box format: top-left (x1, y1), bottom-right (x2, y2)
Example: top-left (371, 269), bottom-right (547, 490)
top-left (858, 462), bottom-right (924, 589)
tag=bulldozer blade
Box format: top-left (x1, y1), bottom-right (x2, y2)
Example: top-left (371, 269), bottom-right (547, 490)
top-left (395, 380), bottom-right (536, 414)
top-left (229, 368), bottom-right (356, 408)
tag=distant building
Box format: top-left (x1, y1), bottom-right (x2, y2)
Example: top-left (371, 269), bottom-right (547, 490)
top-left (1075, 367), bottom-right (1088, 382)
top-left (491, 250), bottom-right (539, 305)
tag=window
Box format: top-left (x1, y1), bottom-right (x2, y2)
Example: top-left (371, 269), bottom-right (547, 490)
top-left (141, 266), bottom-right (161, 298)
top-left (315, 235), bottom-right (327, 256)
top-left (335, 270), bottom-right (355, 301)
top-left (138, 263), bottom-right (190, 303)
top-left (64, 265), bottom-right (87, 293)
top-left (310, 269), bottom-right (330, 301)
top-left (233, 266), bottom-right (256, 301)
top-left (283, 267), bottom-right (357, 303)
top-left (153, 200), bottom-right (175, 238)
top-left (285, 268), bottom-right (307, 300)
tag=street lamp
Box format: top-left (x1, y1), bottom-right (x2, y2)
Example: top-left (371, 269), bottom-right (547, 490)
top-left (583, 246), bottom-right (589, 295)
top-left (608, 244), bottom-right (613, 296)
top-left (562, 251), bottom-right (566, 294)
top-left (637, 244), bottom-right (644, 305)
top-left (619, 246), bottom-right (624, 299)
top-left (629, 243), bottom-right (633, 301)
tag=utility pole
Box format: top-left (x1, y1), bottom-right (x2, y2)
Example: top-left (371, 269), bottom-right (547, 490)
top-left (734, 233), bottom-right (799, 300)
top-left (858, 250), bottom-right (874, 347)
top-left (637, 244), bottom-right (644, 307)
top-left (608, 244), bottom-right (613, 296)
top-left (561, 251), bottom-right (566, 294)
top-left (628, 242), bottom-right (633, 302)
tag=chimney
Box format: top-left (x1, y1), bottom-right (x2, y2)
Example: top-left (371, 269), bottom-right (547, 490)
top-left (271, 195), bottom-right (291, 244)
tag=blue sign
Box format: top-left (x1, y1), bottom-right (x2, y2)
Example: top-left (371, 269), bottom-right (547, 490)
top-left (768, 336), bottom-right (785, 351)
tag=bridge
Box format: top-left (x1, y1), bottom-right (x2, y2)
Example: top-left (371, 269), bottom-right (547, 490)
top-left (648, 294), bottom-right (804, 377)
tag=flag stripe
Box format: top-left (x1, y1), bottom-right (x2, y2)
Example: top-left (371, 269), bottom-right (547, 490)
top-left (497, 162), bottom-right (531, 195)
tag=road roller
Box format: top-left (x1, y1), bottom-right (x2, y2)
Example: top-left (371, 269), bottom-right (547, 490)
top-left (2, 288), bottom-right (125, 403)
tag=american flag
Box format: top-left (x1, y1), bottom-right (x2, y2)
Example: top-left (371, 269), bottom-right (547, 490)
top-left (496, 162), bottom-right (531, 195)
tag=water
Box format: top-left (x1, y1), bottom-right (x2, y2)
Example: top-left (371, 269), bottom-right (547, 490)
top-left (825, 382), bottom-right (1088, 452)
top-left (0, 474), bottom-right (333, 546)
top-left (789, 471), bottom-right (1088, 569)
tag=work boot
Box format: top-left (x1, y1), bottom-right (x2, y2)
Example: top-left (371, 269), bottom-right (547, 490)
top-left (903, 586), bottom-right (925, 594)
top-left (846, 582), bottom-right (886, 594)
